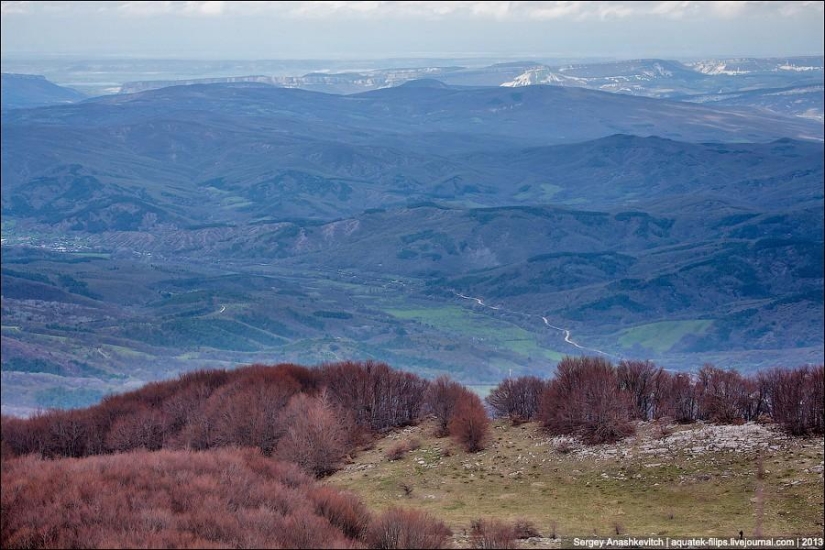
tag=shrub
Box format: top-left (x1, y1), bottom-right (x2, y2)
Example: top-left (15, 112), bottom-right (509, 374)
top-left (448, 392), bottom-right (490, 453)
top-left (322, 361), bottom-right (428, 433)
top-left (385, 442), bottom-right (409, 461)
top-left (385, 438), bottom-right (421, 461)
top-left (366, 508), bottom-right (452, 549)
top-left (552, 437), bottom-right (578, 454)
top-left (0, 448), bottom-right (357, 549)
top-left (470, 518), bottom-right (517, 549)
top-left (105, 406), bottom-right (165, 452)
top-left (309, 486), bottom-right (372, 541)
top-left (513, 518), bottom-right (541, 539)
top-left (656, 372), bottom-right (698, 423)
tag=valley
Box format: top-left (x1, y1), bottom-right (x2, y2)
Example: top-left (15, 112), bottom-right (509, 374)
top-left (1, 62), bottom-right (823, 414)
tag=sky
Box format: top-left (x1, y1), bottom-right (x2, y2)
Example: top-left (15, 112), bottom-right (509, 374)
top-left (1, 1), bottom-right (823, 60)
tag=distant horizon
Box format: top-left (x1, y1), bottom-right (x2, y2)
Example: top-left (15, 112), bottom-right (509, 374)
top-left (2, 52), bottom-right (824, 64)
top-left (2, 1), bottom-right (822, 61)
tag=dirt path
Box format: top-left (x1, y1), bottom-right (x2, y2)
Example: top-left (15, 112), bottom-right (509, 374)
top-left (454, 291), bottom-right (614, 357)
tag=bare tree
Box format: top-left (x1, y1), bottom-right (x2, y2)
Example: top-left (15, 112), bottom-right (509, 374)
top-left (538, 356), bottom-right (635, 444)
top-left (657, 371), bottom-right (698, 423)
top-left (762, 365), bottom-right (824, 435)
top-left (425, 375), bottom-right (465, 436)
top-left (617, 360), bottom-right (663, 421)
top-left (486, 376), bottom-right (546, 423)
top-left (275, 392), bottom-right (348, 477)
top-left (696, 365), bottom-right (752, 424)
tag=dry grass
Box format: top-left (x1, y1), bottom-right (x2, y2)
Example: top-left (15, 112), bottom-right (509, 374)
top-left (326, 419), bottom-right (825, 546)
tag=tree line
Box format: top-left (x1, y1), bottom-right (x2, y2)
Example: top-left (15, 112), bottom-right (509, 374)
top-left (1, 360), bottom-right (489, 475)
top-left (485, 357), bottom-right (824, 443)
top-left (3, 358), bottom-right (821, 468)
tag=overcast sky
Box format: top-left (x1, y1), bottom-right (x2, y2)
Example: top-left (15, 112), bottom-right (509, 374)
top-left (1, 1), bottom-right (823, 60)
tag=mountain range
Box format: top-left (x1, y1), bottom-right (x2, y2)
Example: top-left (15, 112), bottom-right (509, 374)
top-left (1, 77), bottom-right (823, 414)
top-left (110, 56), bottom-right (824, 121)
top-left (3, 55), bottom-right (823, 120)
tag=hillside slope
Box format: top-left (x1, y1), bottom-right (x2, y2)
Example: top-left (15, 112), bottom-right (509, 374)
top-left (329, 418), bottom-right (825, 545)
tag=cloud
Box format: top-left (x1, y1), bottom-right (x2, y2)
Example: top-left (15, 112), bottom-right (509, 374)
top-left (647, 1), bottom-right (822, 21)
top-left (0, 1), bottom-right (30, 15)
top-left (115, 0), bottom-right (229, 17)
top-left (469, 1), bottom-right (512, 20)
top-left (527, 2), bottom-right (587, 21)
top-left (264, 1), bottom-right (824, 21)
top-left (779, 0), bottom-right (825, 16)
top-left (35, 1), bottom-right (819, 22)
top-left (117, 1), bottom-right (175, 17)
top-left (649, 1), bottom-right (697, 20)
top-left (182, 1), bottom-right (225, 16)
top-left (285, 1), bottom-right (384, 18)
top-left (594, 3), bottom-right (635, 20)
top-left (708, 1), bottom-right (750, 19)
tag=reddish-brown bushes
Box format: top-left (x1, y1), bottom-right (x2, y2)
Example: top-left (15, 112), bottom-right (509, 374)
top-left (760, 365), bottom-right (824, 435)
top-left (2, 358), bottom-right (820, 483)
top-left (385, 438), bottom-right (421, 461)
top-left (617, 360), bottom-right (666, 421)
top-left (309, 486), bottom-right (372, 542)
top-left (656, 371), bottom-right (698, 423)
top-left (1, 448), bottom-right (359, 549)
top-left (105, 405), bottom-right (167, 452)
top-left (512, 518), bottom-right (541, 539)
top-left (486, 376), bottom-right (546, 423)
top-left (366, 507), bottom-right (452, 549)
top-left (182, 368), bottom-right (302, 454)
top-left (538, 356), bottom-right (635, 444)
top-left (425, 375), bottom-right (466, 437)
top-left (1, 361), bottom-right (429, 467)
top-left (469, 518), bottom-right (517, 549)
top-left (423, 375), bottom-right (490, 452)
top-left (448, 392), bottom-right (490, 453)
top-left (695, 365), bottom-right (757, 424)
top-left (275, 392), bottom-right (349, 478)
top-left (385, 442), bottom-right (409, 461)
top-left (321, 360), bottom-right (428, 433)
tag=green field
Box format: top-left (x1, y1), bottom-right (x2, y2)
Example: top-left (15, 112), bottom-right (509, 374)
top-left (514, 183), bottom-right (563, 201)
top-left (384, 306), bottom-right (563, 362)
top-left (618, 320), bottom-right (713, 353)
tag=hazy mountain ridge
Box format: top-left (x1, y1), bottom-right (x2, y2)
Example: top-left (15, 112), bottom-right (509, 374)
top-left (686, 84), bottom-right (825, 122)
top-left (3, 84), bottom-right (821, 228)
top-left (0, 73), bottom-right (86, 110)
top-left (109, 56), bottom-right (824, 121)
